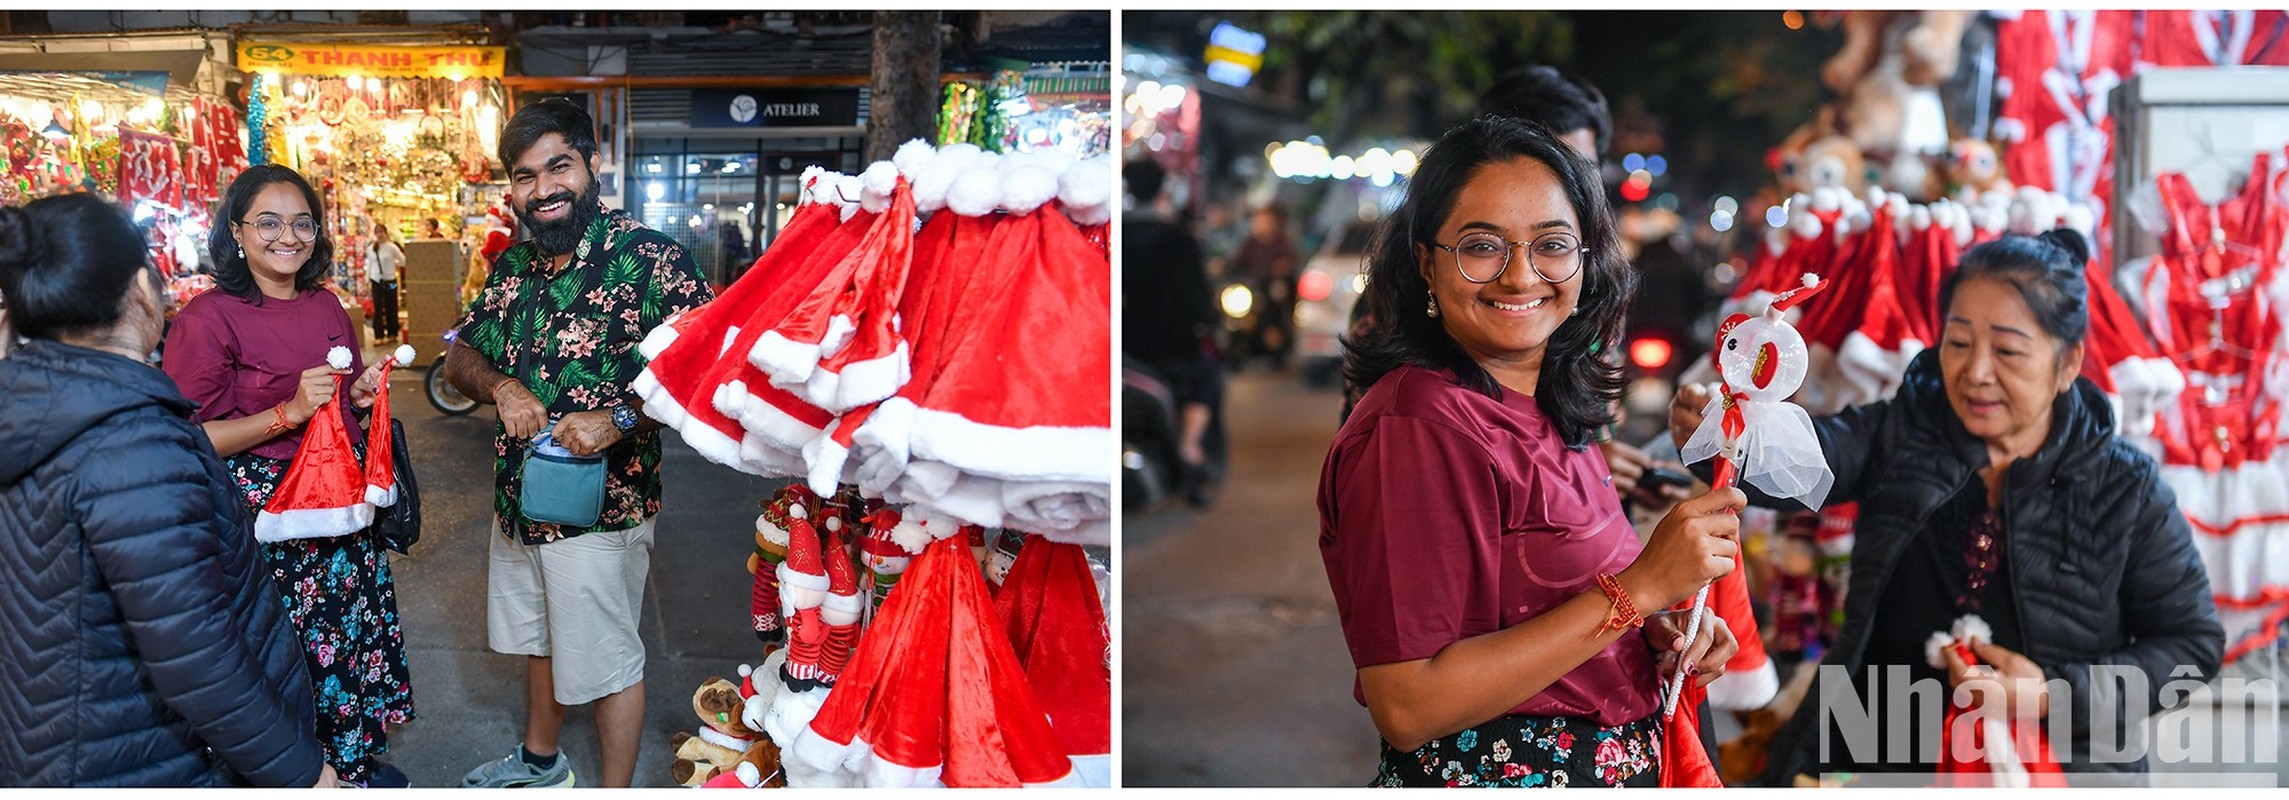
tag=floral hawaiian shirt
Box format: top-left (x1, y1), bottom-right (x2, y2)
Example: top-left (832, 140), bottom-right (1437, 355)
top-left (460, 203), bottom-right (713, 545)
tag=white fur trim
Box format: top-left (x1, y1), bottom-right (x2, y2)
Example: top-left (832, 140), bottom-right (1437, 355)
top-left (1022, 146), bottom-right (1078, 180)
top-left (947, 166), bottom-right (1003, 218)
top-left (761, 685), bottom-right (830, 772)
top-left (696, 726), bottom-right (752, 752)
top-left (637, 315), bottom-right (682, 360)
top-left (1034, 518), bottom-right (1112, 548)
top-left (779, 560), bottom-right (830, 595)
top-left (1069, 754), bottom-right (1111, 788)
top-left (816, 314), bottom-right (857, 361)
top-left (255, 502), bottom-right (375, 543)
top-left (1000, 480), bottom-right (1111, 546)
top-left (734, 762), bottom-right (761, 788)
top-left (898, 466), bottom-right (1010, 529)
top-left (750, 330), bottom-right (822, 384)
top-left (907, 406), bottom-right (1112, 484)
top-left (803, 434), bottom-right (852, 499)
top-left (1810, 186), bottom-right (1842, 212)
top-left (827, 341), bottom-right (909, 412)
top-left (1706, 659), bottom-right (1780, 711)
top-left (366, 483), bottom-right (399, 508)
top-left (791, 730), bottom-right (944, 788)
top-left (1001, 165), bottom-right (1060, 213)
top-left (850, 396), bottom-right (918, 496)
top-left (757, 516), bottom-right (790, 548)
top-left (820, 591), bottom-right (863, 626)
top-left (326, 346), bottom-right (352, 370)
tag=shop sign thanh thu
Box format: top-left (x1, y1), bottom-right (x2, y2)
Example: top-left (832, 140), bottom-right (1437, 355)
top-left (236, 42), bottom-right (507, 79)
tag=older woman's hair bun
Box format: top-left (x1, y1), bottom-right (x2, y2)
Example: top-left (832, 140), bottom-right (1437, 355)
top-left (0, 205), bottom-right (40, 275)
top-left (2035, 227), bottom-right (2091, 270)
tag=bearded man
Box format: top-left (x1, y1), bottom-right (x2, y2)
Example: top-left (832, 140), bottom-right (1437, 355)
top-left (445, 97), bottom-right (713, 788)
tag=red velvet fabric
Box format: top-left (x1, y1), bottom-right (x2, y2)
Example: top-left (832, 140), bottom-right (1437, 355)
top-left (991, 537), bottom-right (1110, 763)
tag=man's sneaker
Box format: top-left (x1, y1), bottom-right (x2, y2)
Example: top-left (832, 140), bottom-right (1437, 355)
top-left (461, 748), bottom-right (575, 788)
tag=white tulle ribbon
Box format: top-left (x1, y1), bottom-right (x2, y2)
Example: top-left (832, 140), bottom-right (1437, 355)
top-left (1735, 401), bottom-right (1833, 510)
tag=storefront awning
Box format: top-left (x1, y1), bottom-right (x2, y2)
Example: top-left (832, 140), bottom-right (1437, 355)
top-left (0, 49), bottom-right (207, 93)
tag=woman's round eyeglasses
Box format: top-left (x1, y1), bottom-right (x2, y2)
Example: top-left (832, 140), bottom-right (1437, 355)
top-left (1429, 231), bottom-right (1584, 284)
top-left (236, 215), bottom-right (320, 244)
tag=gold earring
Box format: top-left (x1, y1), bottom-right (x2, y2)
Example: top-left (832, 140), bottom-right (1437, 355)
top-left (1426, 295), bottom-right (1440, 318)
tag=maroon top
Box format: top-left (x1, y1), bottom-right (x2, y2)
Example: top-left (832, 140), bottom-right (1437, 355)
top-left (163, 289), bottom-right (363, 461)
top-left (1318, 364), bottom-right (1659, 727)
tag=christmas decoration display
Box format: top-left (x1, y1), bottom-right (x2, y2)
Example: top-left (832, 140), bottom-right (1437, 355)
top-left (635, 140), bottom-right (1111, 788)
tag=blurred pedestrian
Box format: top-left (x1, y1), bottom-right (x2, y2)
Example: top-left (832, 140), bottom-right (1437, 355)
top-left (163, 165), bottom-right (413, 788)
top-left (1321, 116), bottom-right (1740, 787)
top-left (0, 193), bottom-right (337, 788)
top-left (1231, 204), bottom-right (1299, 369)
top-left (367, 223), bottom-right (403, 343)
top-left (446, 97), bottom-right (714, 789)
top-left (1122, 157), bottom-right (1222, 506)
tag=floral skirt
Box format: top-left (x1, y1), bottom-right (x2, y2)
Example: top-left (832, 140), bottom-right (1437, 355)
top-left (1374, 712), bottom-right (1662, 788)
top-left (226, 452), bottom-right (416, 783)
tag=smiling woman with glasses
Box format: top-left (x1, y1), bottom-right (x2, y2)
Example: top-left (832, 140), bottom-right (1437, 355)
top-left (159, 163), bottom-right (417, 787)
top-left (1318, 115), bottom-right (1746, 787)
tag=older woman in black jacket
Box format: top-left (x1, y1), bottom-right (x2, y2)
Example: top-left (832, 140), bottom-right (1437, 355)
top-left (0, 194), bottom-right (335, 787)
top-left (1672, 230), bottom-right (2222, 786)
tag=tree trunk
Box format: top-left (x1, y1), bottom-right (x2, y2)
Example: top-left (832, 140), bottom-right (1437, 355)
top-left (866, 11), bottom-right (942, 163)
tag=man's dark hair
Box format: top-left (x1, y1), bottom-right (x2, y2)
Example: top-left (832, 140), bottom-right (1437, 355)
top-left (1478, 65), bottom-right (1612, 159)
top-left (1124, 158), bottom-right (1168, 204)
top-left (209, 164), bottom-right (336, 304)
top-left (499, 96), bottom-right (600, 168)
top-left (0, 193), bottom-right (154, 340)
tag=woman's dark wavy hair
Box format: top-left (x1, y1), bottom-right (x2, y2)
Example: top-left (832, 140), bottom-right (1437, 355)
top-left (1342, 114), bottom-right (1636, 449)
top-left (209, 164), bottom-right (334, 303)
top-left (1938, 228), bottom-right (2091, 368)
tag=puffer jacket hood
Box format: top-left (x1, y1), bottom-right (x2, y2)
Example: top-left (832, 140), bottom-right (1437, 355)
top-left (0, 340), bottom-right (192, 485)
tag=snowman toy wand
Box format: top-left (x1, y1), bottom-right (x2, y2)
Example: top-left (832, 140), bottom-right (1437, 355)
top-left (1667, 273), bottom-right (1836, 717)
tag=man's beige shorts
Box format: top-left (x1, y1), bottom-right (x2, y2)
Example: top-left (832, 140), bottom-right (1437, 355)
top-left (486, 517), bottom-right (655, 706)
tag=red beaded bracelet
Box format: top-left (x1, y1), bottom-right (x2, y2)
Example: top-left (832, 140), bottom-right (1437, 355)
top-left (1595, 573), bottom-right (1644, 634)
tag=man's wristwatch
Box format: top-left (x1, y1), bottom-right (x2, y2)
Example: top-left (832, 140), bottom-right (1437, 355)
top-left (609, 404), bottom-right (638, 437)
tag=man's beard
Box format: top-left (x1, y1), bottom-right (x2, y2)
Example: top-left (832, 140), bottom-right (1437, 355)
top-left (516, 177), bottom-right (604, 257)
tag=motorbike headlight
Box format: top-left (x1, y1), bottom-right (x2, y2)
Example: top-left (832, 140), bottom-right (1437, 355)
top-left (1220, 284), bottom-right (1255, 319)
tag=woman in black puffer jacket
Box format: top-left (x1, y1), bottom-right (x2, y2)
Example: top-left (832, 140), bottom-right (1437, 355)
top-left (1672, 230), bottom-right (2222, 786)
top-left (0, 194), bottom-right (333, 787)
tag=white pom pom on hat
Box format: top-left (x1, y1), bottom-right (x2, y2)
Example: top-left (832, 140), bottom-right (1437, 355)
top-left (392, 344), bottom-right (416, 367)
top-left (1000, 165), bottom-right (1060, 214)
top-left (891, 139), bottom-right (938, 182)
top-left (947, 165), bottom-right (1004, 218)
top-left (859, 161), bottom-right (900, 213)
top-left (1059, 156), bottom-right (1114, 226)
top-left (327, 346), bottom-right (352, 370)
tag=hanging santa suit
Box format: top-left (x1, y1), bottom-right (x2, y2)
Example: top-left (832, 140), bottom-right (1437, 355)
top-left (1991, 10), bottom-right (2134, 233)
top-left (2136, 10), bottom-right (2276, 69)
top-left (2138, 156), bottom-right (2289, 665)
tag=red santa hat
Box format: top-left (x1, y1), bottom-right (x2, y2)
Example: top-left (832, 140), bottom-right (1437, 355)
top-left (746, 168), bottom-right (906, 391)
top-left (990, 536), bottom-right (1110, 786)
top-left (1926, 615), bottom-right (2068, 786)
top-left (837, 211), bottom-right (1004, 499)
top-left (896, 193), bottom-right (1112, 544)
top-left (796, 157), bottom-right (920, 415)
top-left (257, 346), bottom-right (375, 542)
top-left (365, 344), bottom-right (416, 507)
top-left (634, 169), bottom-right (845, 475)
top-left (793, 534), bottom-right (1077, 787)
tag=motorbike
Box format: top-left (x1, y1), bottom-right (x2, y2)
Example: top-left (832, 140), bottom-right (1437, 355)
top-left (1121, 355), bottom-right (1227, 511)
top-left (424, 328), bottom-right (478, 416)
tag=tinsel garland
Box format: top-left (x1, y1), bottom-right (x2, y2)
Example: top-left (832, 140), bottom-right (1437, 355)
top-left (247, 72), bottom-right (270, 166)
